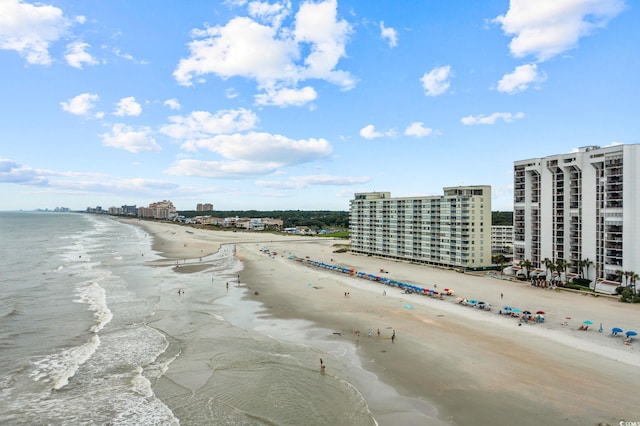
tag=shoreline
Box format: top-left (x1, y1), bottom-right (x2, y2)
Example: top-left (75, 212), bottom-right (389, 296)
top-left (126, 218), bottom-right (640, 425)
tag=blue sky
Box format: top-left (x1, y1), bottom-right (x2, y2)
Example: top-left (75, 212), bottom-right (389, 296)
top-left (1, 0), bottom-right (638, 211)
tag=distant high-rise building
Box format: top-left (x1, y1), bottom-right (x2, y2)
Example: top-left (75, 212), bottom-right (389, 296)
top-left (349, 186), bottom-right (492, 269)
top-left (197, 203), bottom-right (213, 212)
top-left (514, 144), bottom-right (640, 293)
top-left (139, 200), bottom-right (177, 219)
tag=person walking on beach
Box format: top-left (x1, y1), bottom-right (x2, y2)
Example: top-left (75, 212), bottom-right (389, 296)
top-left (226, 282), bottom-right (229, 289)
top-left (500, 293), bottom-right (503, 299)
top-left (391, 330), bottom-right (396, 343)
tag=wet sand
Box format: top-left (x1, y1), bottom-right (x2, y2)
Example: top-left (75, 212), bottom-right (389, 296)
top-left (128, 219), bottom-right (640, 426)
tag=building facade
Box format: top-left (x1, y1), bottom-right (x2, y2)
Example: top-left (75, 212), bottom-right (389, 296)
top-left (349, 186), bottom-right (492, 269)
top-left (197, 203), bottom-right (214, 212)
top-left (138, 200), bottom-right (177, 220)
top-left (491, 225), bottom-right (513, 254)
top-left (513, 144), bottom-right (640, 292)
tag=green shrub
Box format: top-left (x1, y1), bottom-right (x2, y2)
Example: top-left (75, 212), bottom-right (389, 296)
top-left (571, 277), bottom-right (592, 288)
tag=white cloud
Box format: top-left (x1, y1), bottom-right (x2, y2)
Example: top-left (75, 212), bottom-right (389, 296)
top-left (179, 131), bottom-right (332, 166)
top-left (461, 112), bottom-right (525, 125)
top-left (225, 88), bottom-right (239, 99)
top-left (379, 21), bottom-right (398, 48)
top-left (60, 93), bottom-right (101, 117)
top-left (404, 122), bottom-right (433, 137)
top-left (294, 0), bottom-right (354, 87)
top-left (173, 16), bottom-right (298, 86)
top-left (493, 0), bottom-right (625, 61)
top-left (166, 158), bottom-right (281, 179)
top-left (256, 174), bottom-right (371, 189)
top-left (173, 0), bottom-right (355, 105)
top-left (359, 124), bottom-right (395, 140)
top-left (65, 41), bottom-right (97, 69)
top-left (497, 63), bottom-right (547, 94)
top-left (420, 65), bottom-right (453, 97)
top-left (0, 0), bottom-right (71, 65)
top-left (254, 86), bottom-right (317, 107)
top-left (360, 124), bottom-right (382, 140)
top-left (247, 0), bottom-right (291, 28)
top-left (163, 98), bottom-right (181, 110)
top-left (161, 108), bottom-right (258, 139)
top-left (114, 97), bottom-right (142, 117)
top-left (101, 123), bottom-right (160, 153)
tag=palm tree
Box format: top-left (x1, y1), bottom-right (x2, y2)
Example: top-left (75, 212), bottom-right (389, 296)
top-left (556, 259), bottom-right (569, 284)
top-left (630, 272), bottom-right (639, 294)
top-left (582, 258), bottom-right (593, 281)
top-left (519, 259), bottom-right (533, 279)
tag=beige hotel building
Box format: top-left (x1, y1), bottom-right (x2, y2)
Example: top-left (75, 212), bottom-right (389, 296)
top-left (349, 186), bottom-right (492, 269)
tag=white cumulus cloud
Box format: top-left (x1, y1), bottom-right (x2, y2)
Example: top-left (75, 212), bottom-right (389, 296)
top-left (254, 86), bottom-right (317, 107)
top-left (160, 108), bottom-right (258, 140)
top-left (60, 93), bottom-right (101, 117)
top-left (163, 98), bottom-right (181, 110)
top-left (497, 63), bottom-right (547, 94)
top-left (179, 131), bottom-right (332, 165)
top-left (461, 112), bottom-right (525, 125)
top-left (173, 0), bottom-right (355, 107)
top-left (114, 97), bottom-right (142, 117)
top-left (65, 41), bottom-right (97, 69)
top-left (493, 0), bottom-right (625, 61)
top-left (101, 123), bottom-right (160, 153)
top-left (379, 21), bottom-right (398, 48)
top-left (404, 122), bottom-right (433, 137)
top-left (420, 65), bottom-right (453, 97)
top-left (360, 124), bottom-right (395, 140)
top-left (0, 0), bottom-right (71, 65)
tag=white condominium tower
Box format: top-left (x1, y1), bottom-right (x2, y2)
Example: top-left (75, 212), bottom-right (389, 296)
top-left (513, 144), bottom-right (640, 292)
top-left (349, 186), bottom-right (492, 269)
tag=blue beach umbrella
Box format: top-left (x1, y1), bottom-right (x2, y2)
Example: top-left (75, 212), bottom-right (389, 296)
top-left (583, 320), bottom-right (593, 325)
top-left (626, 331), bottom-right (638, 337)
top-left (612, 327), bottom-right (623, 334)
top-left (512, 308), bottom-right (520, 313)
top-left (503, 306), bottom-right (512, 311)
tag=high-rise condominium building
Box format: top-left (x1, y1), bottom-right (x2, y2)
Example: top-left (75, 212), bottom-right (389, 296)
top-left (349, 186), bottom-right (492, 269)
top-left (197, 203), bottom-right (213, 212)
top-left (514, 144), bottom-right (640, 293)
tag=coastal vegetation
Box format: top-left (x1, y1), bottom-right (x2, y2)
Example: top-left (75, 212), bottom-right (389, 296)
top-left (179, 210), bottom-right (514, 229)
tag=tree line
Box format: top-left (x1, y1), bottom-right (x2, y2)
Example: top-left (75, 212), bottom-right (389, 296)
top-left (180, 210), bottom-right (514, 229)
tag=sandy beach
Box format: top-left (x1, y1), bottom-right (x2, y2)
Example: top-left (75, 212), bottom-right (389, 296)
top-left (129, 218), bottom-right (640, 426)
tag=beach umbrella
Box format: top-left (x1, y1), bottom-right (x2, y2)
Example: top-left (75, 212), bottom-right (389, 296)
top-left (583, 320), bottom-right (593, 325)
top-left (522, 310), bottom-right (532, 315)
top-left (503, 306), bottom-right (512, 311)
top-left (626, 331), bottom-right (638, 337)
top-left (612, 327), bottom-right (623, 335)
top-left (536, 310), bottom-right (545, 314)
top-left (512, 308), bottom-right (520, 313)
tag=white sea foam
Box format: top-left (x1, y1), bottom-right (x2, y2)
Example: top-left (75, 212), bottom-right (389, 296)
top-left (74, 282), bottom-right (113, 333)
top-left (130, 366), bottom-right (154, 397)
top-left (30, 334), bottom-right (101, 390)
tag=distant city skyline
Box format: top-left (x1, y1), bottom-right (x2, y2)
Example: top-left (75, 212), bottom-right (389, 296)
top-left (1, 0), bottom-right (638, 212)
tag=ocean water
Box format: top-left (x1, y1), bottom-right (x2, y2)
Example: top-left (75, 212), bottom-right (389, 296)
top-left (0, 212), bottom-right (382, 425)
